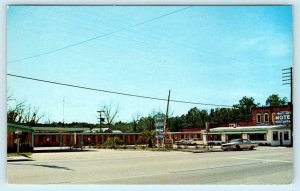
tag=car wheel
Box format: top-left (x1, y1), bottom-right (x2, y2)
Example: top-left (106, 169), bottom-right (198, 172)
top-left (250, 146), bottom-right (254, 150)
top-left (235, 145), bottom-right (240, 151)
top-left (223, 149), bottom-right (227, 151)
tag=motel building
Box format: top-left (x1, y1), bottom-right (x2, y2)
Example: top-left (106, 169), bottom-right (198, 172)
top-left (202, 103), bottom-right (292, 146)
top-left (7, 104), bottom-right (292, 152)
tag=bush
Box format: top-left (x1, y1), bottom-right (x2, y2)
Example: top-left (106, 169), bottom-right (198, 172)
top-left (105, 137), bottom-right (124, 149)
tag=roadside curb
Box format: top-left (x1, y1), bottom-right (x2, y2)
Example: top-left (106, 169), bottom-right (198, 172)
top-left (176, 149), bottom-right (223, 153)
top-left (7, 156), bottom-right (34, 162)
top-left (7, 158), bottom-right (34, 162)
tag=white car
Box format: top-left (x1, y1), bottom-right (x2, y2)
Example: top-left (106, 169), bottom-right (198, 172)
top-left (221, 139), bottom-right (258, 151)
top-left (175, 138), bottom-right (202, 145)
top-left (189, 138), bottom-right (202, 145)
top-left (175, 138), bottom-right (190, 145)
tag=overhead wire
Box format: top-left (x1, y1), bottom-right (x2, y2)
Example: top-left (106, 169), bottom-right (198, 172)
top-left (7, 73), bottom-right (233, 108)
top-left (8, 6), bottom-right (270, 69)
top-left (8, 6), bottom-right (192, 63)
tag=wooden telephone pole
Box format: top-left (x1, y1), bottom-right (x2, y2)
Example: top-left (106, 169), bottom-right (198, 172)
top-left (282, 67), bottom-right (293, 146)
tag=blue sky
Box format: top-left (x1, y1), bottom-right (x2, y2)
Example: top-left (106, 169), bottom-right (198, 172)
top-left (7, 6), bottom-right (293, 124)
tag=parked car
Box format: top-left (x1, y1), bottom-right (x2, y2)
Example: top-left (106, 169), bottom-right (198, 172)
top-left (175, 138), bottom-right (202, 145)
top-left (221, 138), bottom-right (258, 151)
top-left (189, 138), bottom-right (202, 145)
top-left (175, 138), bottom-right (190, 145)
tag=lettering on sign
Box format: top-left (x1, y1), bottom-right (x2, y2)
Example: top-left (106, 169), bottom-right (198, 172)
top-left (275, 111), bottom-right (291, 125)
top-left (154, 114), bottom-right (166, 140)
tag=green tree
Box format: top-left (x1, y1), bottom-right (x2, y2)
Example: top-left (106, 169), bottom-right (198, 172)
top-left (168, 116), bottom-right (185, 132)
top-left (199, 109), bottom-right (209, 127)
top-left (141, 129), bottom-right (155, 147)
top-left (185, 107), bottom-right (201, 128)
top-left (138, 115), bottom-right (155, 132)
top-left (266, 94), bottom-right (288, 107)
top-left (234, 96), bottom-right (258, 121)
top-left (211, 108), bottom-right (231, 123)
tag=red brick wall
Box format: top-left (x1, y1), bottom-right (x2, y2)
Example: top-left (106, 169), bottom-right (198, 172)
top-left (251, 104), bottom-right (291, 125)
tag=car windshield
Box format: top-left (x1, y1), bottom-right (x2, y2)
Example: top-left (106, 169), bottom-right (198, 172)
top-left (243, 139), bottom-right (251, 143)
top-left (230, 139), bottom-right (241, 143)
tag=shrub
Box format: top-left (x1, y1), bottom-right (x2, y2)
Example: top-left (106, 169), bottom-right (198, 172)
top-left (105, 137), bottom-right (124, 149)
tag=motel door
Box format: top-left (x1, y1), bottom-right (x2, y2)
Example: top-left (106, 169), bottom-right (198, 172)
top-left (279, 132), bottom-right (283, 146)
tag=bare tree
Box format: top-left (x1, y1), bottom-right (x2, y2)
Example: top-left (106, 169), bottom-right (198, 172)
top-left (7, 101), bottom-right (44, 125)
top-left (132, 112), bottom-right (141, 132)
top-left (100, 103), bottom-right (119, 129)
top-left (7, 101), bottom-right (26, 123)
top-left (24, 106), bottom-right (44, 125)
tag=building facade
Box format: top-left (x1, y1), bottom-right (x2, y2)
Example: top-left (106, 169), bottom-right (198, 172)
top-left (251, 103), bottom-right (292, 126)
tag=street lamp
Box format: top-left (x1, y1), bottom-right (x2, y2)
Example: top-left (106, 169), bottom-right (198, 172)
top-left (15, 129), bottom-right (22, 155)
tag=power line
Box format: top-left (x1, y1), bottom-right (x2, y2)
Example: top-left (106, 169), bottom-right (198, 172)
top-left (8, 6), bottom-right (192, 64)
top-left (7, 73), bottom-right (233, 108)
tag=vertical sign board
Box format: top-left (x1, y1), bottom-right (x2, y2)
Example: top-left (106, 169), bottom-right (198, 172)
top-left (275, 111), bottom-right (291, 125)
top-left (154, 114), bottom-right (166, 142)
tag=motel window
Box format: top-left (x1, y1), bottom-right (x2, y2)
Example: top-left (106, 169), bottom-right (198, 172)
top-left (212, 135), bottom-right (221, 141)
top-left (208, 135), bottom-right (220, 141)
top-left (273, 131), bottom-right (279, 141)
top-left (227, 134), bottom-right (241, 141)
top-left (284, 131), bottom-right (289, 140)
top-left (264, 113), bottom-right (269, 122)
top-left (257, 113), bottom-right (261, 123)
top-left (249, 133), bottom-right (266, 141)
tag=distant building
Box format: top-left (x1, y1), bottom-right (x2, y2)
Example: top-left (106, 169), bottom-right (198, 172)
top-left (251, 103), bottom-right (291, 126)
top-left (205, 125), bottom-right (291, 146)
top-left (202, 103), bottom-right (292, 146)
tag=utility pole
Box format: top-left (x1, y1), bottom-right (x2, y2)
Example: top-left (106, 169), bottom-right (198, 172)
top-left (97, 110), bottom-right (105, 132)
top-left (163, 89), bottom-right (171, 148)
top-left (63, 98), bottom-right (65, 127)
top-left (282, 67), bottom-right (293, 146)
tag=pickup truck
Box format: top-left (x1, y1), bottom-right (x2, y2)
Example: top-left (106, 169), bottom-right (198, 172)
top-left (221, 138), bottom-right (258, 151)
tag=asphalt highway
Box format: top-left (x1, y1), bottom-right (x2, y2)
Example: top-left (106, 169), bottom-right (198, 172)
top-left (7, 146), bottom-right (292, 184)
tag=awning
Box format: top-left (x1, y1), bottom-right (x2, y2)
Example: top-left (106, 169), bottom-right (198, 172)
top-left (208, 131), bottom-right (267, 135)
top-left (7, 123), bottom-right (33, 133)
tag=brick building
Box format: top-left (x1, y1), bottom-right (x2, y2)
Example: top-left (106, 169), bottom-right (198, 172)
top-left (251, 103), bottom-right (292, 126)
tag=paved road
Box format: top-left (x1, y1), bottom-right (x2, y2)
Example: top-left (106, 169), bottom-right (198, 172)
top-left (7, 147), bottom-right (292, 184)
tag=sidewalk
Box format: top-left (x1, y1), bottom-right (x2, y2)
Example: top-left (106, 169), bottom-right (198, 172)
top-left (175, 146), bottom-right (223, 153)
top-left (33, 146), bottom-right (90, 153)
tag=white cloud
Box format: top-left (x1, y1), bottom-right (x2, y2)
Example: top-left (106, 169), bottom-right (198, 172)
top-left (266, 43), bottom-right (291, 58)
